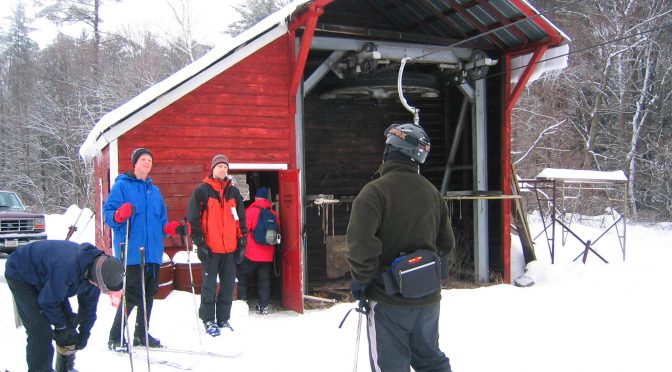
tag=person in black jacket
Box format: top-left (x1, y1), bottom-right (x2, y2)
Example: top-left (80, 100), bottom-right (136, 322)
top-left (186, 154), bottom-right (247, 337)
top-left (347, 123), bottom-right (455, 372)
top-left (5, 240), bottom-right (123, 372)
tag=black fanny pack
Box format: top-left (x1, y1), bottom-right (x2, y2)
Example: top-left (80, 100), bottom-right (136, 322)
top-left (382, 250), bottom-right (442, 299)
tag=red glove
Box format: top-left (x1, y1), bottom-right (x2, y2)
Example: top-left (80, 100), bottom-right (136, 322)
top-left (164, 221), bottom-right (192, 237)
top-left (164, 221), bottom-right (180, 236)
top-left (114, 203), bottom-right (134, 223)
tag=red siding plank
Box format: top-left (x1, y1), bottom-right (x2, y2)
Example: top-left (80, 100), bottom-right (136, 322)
top-left (113, 36), bottom-right (294, 251)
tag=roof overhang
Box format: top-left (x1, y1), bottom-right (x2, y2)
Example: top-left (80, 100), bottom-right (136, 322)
top-left (80, 0), bottom-right (570, 160)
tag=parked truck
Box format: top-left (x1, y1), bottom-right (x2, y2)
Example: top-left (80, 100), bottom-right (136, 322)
top-left (0, 190), bottom-right (47, 254)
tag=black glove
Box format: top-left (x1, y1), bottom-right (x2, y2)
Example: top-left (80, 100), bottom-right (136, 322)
top-left (175, 221), bottom-right (191, 237)
top-left (234, 247), bottom-right (246, 265)
top-left (196, 245), bottom-right (210, 262)
top-left (235, 236), bottom-right (247, 264)
top-left (237, 236), bottom-right (248, 250)
top-left (53, 326), bottom-right (79, 348)
top-left (192, 236), bottom-right (205, 248)
top-left (76, 330), bottom-right (90, 350)
top-left (351, 280), bottom-right (370, 313)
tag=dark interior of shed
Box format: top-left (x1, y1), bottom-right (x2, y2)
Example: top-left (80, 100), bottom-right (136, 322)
top-left (288, 0), bottom-right (517, 299)
top-left (300, 51), bottom-right (506, 294)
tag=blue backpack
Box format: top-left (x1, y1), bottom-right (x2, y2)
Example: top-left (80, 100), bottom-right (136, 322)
top-left (253, 207), bottom-right (279, 245)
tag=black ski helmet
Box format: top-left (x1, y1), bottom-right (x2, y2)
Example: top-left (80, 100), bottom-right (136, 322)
top-left (384, 123), bottom-right (431, 164)
top-left (88, 254), bottom-right (124, 293)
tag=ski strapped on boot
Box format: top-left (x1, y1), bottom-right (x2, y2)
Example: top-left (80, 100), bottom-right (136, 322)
top-left (110, 348), bottom-right (192, 371)
top-left (142, 346), bottom-right (237, 358)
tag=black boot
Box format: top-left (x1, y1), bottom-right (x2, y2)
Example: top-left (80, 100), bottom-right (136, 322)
top-left (55, 353), bottom-right (78, 372)
top-left (107, 338), bottom-right (128, 352)
top-left (133, 333), bottom-right (163, 348)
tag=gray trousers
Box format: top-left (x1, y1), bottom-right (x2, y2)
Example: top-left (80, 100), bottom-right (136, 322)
top-left (367, 301), bottom-right (451, 372)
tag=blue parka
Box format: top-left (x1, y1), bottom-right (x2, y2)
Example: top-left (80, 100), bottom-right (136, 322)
top-left (104, 171), bottom-right (168, 265)
top-left (5, 240), bottom-right (103, 331)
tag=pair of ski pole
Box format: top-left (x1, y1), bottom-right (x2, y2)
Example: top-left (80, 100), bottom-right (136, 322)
top-left (120, 220), bottom-right (152, 371)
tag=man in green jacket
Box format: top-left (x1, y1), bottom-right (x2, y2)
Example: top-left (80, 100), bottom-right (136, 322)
top-left (347, 123), bottom-right (455, 372)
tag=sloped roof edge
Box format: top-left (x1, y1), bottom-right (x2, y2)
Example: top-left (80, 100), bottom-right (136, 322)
top-left (520, 0), bottom-right (572, 43)
top-left (79, 0), bottom-right (312, 160)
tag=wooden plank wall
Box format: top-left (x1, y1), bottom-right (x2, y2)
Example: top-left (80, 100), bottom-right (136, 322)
top-left (116, 36), bottom-right (293, 252)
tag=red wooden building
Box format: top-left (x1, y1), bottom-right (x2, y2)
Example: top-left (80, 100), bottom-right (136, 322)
top-left (81, 0), bottom-right (569, 313)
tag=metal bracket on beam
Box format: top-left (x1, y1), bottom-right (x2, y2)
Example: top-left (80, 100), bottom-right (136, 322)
top-left (458, 82), bottom-right (474, 102)
top-left (303, 51), bottom-right (346, 97)
top-left (310, 36), bottom-right (471, 64)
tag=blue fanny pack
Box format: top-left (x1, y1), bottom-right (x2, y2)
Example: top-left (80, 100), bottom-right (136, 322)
top-left (382, 250), bottom-right (442, 299)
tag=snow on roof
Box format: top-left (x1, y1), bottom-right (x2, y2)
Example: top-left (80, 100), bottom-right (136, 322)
top-left (510, 44), bottom-right (569, 85)
top-left (79, 0), bottom-right (312, 160)
top-left (510, 1), bottom-right (571, 85)
top-left (520, 0), bottom-right (572, 42)
top-left (536, 168), bottom-right (628, 184)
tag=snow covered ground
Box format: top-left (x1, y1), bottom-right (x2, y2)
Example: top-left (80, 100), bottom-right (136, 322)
top-left (1, 207), bottom-right (671, 371)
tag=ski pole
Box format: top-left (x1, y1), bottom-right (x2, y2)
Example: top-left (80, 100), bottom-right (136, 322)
top-left (121, 220), bottom-right (135, 371)
top-left (65, 207), bottom-right (85, 241)
top-left (353, 311), bottom-right (363, 372)
top-left (183, 228), bottom-right (202, 345)
top-left (338, 305), bottom-right (368, 372)
top-left (139, 247), bottom-right (151, 371)
top-left (71, 210), bottom-right (95, 243)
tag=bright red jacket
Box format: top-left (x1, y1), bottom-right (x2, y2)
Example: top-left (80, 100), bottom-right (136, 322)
top-left (244, 198), bottom-right (281, 262)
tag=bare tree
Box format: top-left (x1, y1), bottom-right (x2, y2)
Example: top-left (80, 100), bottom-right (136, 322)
top-left (512, 0), bottom-right (672, 220)
top-left (0, 3), bottom-right (43, 208)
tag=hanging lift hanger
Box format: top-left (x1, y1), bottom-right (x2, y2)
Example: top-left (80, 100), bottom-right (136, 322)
top-left (398, 57), bottom-right (420, 126)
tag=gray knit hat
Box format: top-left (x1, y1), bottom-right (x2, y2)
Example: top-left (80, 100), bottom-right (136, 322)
top-left (88, 255), bottom-right (123, 293)
top-left (211, 154), bottom-right (230, 170)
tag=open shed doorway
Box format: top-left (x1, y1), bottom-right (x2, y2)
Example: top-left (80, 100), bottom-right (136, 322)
top-left (300, 53), bottom-right (506, 300)
top-left (233, 170), bottom-right (284, 310)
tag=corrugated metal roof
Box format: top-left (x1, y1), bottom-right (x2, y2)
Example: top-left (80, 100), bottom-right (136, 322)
top-left (364, 0), bottom-right (569, 50)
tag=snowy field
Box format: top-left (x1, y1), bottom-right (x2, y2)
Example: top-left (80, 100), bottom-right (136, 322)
top-left (1, 206), bottom-right (671, 371)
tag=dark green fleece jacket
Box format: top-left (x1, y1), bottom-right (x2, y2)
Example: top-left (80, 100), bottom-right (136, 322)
top-left (346, 160), bottom-right (455, 306)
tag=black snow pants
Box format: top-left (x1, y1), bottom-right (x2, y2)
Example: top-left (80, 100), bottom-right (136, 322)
top-left (108, 264), bottom-right (159, 342)
top-left (6, 276), bottom-right (56, 372)
top-left (367, 301), bottom-right (452, 372)
top-left (199, 252), bottom-right (236, 324)
top-left (236, 259), bottom-right (272, 307)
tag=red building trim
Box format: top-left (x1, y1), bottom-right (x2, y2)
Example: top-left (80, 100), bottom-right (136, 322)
top-left (502, 44), bottom-right (550, 283)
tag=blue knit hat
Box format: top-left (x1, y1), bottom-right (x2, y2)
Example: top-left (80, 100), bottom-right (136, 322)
top-left (255, 187), bottom-right (268, 199)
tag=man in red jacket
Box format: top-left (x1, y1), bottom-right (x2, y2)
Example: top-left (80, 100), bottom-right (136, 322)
top-left (186, 154), bottom-right (247, 337)
top-left (238, 187), bottom-right (281, 315)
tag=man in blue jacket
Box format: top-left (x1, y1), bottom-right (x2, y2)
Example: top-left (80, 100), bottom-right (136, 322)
top-left (5, 240), bottom-right (123, 372)
top-left (103, 148), bottom-right (184, 350)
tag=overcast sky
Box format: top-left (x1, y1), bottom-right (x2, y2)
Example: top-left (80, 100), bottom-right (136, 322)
top-left (0, 0), bottom-right (244, 48)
